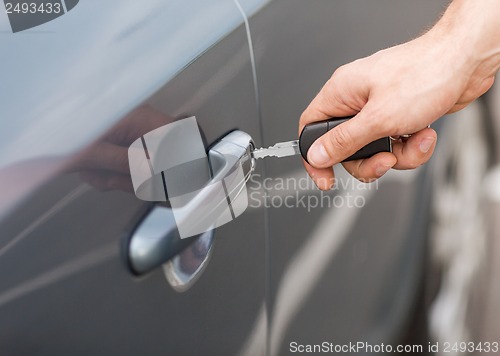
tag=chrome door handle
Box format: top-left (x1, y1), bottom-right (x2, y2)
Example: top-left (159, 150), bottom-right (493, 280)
top-left (167, 130), bottom-right (255, 239)
top-left (127, 130), bottom-right (255, 276)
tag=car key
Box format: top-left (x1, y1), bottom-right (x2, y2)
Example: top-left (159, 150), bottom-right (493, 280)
top-left (251, 116), bottom-right (392, 163)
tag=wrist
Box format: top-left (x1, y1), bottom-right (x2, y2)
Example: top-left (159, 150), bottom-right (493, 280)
top-left (429, 0), bottom-right (500, 78)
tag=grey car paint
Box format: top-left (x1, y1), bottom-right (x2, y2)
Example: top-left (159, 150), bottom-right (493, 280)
top-left (0, 0), bottom-right (461, 355)
top-left (1, 1), bottom-right (266, 354)
top-left (248, 0), bottom-right (447, 353)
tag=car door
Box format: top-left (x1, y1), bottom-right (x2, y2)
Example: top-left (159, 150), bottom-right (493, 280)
top-left (0, 1), bottom-right (268, 355)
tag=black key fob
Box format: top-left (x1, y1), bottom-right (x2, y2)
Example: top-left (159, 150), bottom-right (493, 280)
top-left (299, 116), bottom-right (392, 163)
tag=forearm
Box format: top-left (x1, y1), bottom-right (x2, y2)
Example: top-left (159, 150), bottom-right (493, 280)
top-left (431, 0), bottom-right (500, 77)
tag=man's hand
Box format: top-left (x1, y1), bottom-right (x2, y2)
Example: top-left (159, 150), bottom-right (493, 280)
top-left (300, 0), bottom-right (500, 190)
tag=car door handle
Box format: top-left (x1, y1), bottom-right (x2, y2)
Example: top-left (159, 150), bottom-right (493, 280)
top-left (127, 130), bottom-right (255, 275)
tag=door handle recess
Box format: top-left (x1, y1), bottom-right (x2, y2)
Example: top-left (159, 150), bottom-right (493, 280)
top-left (127, 130), bottom-right (255, 276)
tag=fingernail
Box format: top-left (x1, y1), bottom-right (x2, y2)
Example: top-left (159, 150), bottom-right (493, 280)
top-left (419, 137), bottom-right (435, 153)
top-left (308, 143), bottom-right (330, 166)
top-left (375, 164), bottom-right (392, 177)
top-left (314, 176), bottom-right (335, 190)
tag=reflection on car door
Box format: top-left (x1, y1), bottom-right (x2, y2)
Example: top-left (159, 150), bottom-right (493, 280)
top-left (0, 1), bottom-right (268, 355)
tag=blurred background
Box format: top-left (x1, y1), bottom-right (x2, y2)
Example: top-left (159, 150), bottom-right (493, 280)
top-left (425, 79), bottom-right (500, 355)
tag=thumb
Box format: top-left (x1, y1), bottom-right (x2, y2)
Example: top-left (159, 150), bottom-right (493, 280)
top-left (307, 106), bottom-right (383, 168)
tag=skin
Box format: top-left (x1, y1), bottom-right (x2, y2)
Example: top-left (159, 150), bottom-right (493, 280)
top-left (299, 0), bottom-right (500, 190)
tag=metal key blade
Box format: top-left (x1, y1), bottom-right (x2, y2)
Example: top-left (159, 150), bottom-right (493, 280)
top-left (252, 140), bottom-right (300, 159)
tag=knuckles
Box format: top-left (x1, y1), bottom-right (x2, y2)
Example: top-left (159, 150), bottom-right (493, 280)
top-left (324, 125), bottom-right (354, 158)
top-left (404, 159), bottom-right (422, 170)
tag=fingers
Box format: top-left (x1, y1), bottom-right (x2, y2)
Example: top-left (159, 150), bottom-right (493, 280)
top-left (391, 128), bottom-right (437, 169)
top-left (448, 76), bottom-right (495, 114)
top-left (303, 161), bottom-right (336, 191)
top-left (302, 114), bottom-right (437, 186)
top-left (306, 105), bottom-right (385, 167)
top-left (337, 128), bottom-right (437, 182)
top-left (299, 63), bottom-right (374, 189)
top-left (298, 64), bottom-right (369, 134)
top-left (342, 152), bottom-right (397, 182)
